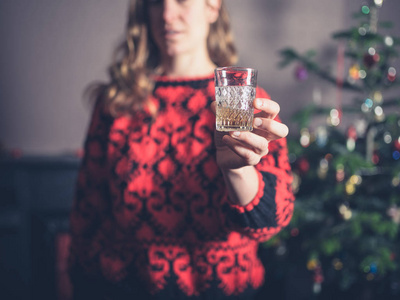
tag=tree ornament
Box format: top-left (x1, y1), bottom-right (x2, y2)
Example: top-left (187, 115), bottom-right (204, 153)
top-left (363, 51), bottom-right (380, 68)
top-left (394, 137), bottom-right (400, 150)
top-left (387, 67), bottom-right (396, 82)
top-left (312, 265), bottom-right (324, 294)
top-left (336, 164), bottom-right (345, 182)
top-left (393, 151), bottom-right (400, 161)
top-left (307, 258), bottom-right (319, 271)
top-left (387, 205), bottom-right (400, 224)
top-left (297, 157), bottom-right (310, 174)
top-left (290, 227), bottom-right (299, 237)
top-left (332, 258), bottom-right (343, 271)
top-left (369, 263), bottom-right (378, 274)
top-left (346, 126), bottom-right (358, 151)
top-left (294, 64), bottom-right (308, 81)
top-left (372, 151), bottom-right (380, 164)
top-left (271, 0), bottom-right (400, 295)
top-left (347, 125), bottom-right (357, 140)
top-left (348, 63), bottom-right (360, 80)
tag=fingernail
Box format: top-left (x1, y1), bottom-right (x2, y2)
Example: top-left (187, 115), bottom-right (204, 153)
top-left (254, 118), bottom-right (262, 127)
top-left (232, 131), bottom-right (240, 137)
top-left (256, 99), bottom-right (262, 108)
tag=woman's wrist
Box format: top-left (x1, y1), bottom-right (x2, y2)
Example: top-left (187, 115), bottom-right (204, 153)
top-left (220, 165), bottom-right (259, 206)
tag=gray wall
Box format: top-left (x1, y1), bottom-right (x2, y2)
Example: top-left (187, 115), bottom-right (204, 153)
top-left (1, 0), bottom-right (399, 155)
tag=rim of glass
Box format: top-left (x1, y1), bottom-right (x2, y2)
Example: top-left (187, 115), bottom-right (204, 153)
top-left (214, 66), bottom-right (257, 72)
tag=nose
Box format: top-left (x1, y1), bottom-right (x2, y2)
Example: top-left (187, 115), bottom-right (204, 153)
top-left (163, 0), bottom-right (178, 24)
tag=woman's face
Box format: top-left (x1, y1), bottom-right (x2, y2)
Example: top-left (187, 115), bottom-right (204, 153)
top-left (148, 0), bottom-right (219, 59)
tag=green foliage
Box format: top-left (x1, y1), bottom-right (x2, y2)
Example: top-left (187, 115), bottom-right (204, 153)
top-left (321, 237), bottom-right (342, 256)
top-left (266, 1), bottom-right (400, 297)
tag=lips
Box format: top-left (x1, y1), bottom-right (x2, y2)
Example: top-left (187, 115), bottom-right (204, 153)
top-left (163, 28), bottom-right (181, 39)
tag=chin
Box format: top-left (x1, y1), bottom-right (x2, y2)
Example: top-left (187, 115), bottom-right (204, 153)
top-left (164, 47), bottom-right (187, 57)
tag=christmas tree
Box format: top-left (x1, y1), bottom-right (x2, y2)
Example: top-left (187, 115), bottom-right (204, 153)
top-left (264, 1), bottom-right (400, 299)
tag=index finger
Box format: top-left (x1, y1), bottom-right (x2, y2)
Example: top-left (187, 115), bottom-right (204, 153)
top-left (253, 98), bottom-right (280, 120)
top-left (210, 101), bottom-right (216, 115)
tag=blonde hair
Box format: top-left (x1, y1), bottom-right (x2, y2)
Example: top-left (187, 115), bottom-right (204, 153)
top-left (91, 0), bottom-right (238, 116)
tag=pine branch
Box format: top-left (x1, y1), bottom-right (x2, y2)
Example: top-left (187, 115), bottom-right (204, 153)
top-left (279, 48), bottom-right (363, 92)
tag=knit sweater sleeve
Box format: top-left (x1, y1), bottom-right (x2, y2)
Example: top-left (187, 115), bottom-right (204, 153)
top-left (226, 88), bottom-right (295, 242)
top-left (68, 99), bottom-right (112, 270)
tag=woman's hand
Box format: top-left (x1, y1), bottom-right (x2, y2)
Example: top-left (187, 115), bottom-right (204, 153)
top-left (212, 98), bottom-right (289, 171)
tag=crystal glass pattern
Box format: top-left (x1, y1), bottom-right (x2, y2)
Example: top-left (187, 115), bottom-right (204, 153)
top-left (214, 67), bottom-right (257, 131)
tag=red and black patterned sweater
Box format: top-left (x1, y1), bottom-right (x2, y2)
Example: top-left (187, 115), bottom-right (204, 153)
top-left (68, 74), bottom-right (294, 299)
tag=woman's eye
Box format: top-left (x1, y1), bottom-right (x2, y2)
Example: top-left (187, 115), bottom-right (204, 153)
top-left (147, 0), bottom-right (189, 6)
top-left (147, 0), bottom-right (162, 5)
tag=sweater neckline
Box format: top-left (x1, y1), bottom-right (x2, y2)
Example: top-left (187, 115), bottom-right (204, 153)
top-left (152, 73), bottom-right (214, 83)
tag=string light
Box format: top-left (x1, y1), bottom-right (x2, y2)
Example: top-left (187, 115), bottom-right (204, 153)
top-left (358, 26), bottom-right (367, 36)
top-left (368, 47), bottom-right (376, 55)
top-left (373, 91), bottom-right (383, 104)
top-left (393, 151), bottom-right (400, 161)
top-left (361, 5), bottom-right (370, 14)
top-left (374, 106), bottom-right (385, 121)
top-left (300, 128), bottom-right (311, 147)
top-left (365, 98), bottom-right (373, 108)
top-left (374, 106), bottom-right (383, 116)
top-left (349, 175), bottom-right (362, 185)
top-left (383, 132), bottom-right (392, 144)
top-left (359, 69), bottom-right (367, 79)
top-left (282, 0), bottom-right (399, 294)
top-left (336, 164), bottom-right (345, 182)
top-left (388, 67), bottom-right (396, 82)
top-left (384, 36), bottom-right (394, 47)
top-left (328, 109), bottom-right (340, 126)
top-left (332, 258), bottom-right (343, 271)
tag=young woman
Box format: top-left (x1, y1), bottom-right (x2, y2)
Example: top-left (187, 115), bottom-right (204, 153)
top-left (68, 0), bottom-right (294, 299)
